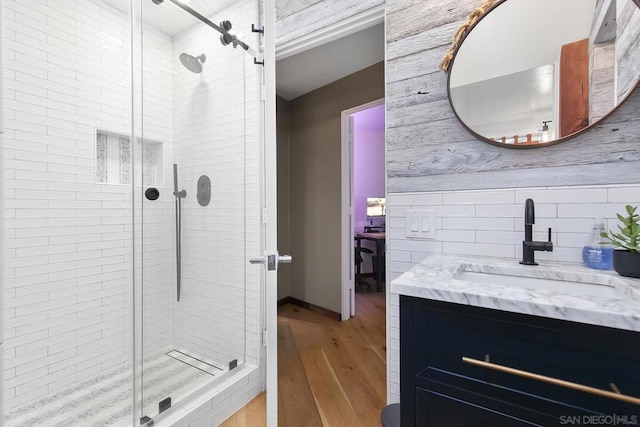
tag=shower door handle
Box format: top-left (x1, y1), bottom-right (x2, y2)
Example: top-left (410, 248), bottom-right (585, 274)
top-left (278, 255), bottom-right (292, 264)
top-left (249, 254), bottom-right (292, 270)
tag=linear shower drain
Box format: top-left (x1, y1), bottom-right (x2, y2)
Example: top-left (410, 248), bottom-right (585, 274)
top-left (166, 349), bottom-right (225, 376)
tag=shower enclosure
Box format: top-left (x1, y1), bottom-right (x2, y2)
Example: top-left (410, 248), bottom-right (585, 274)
top-left (2, 0), bottom-right (272, 425)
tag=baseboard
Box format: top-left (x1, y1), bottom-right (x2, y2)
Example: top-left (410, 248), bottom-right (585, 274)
top-left (277, 296), bottom-right (341, 321)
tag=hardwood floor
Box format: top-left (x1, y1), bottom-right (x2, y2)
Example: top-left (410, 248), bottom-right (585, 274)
top-left (221, 291), bottom-right (387, 426)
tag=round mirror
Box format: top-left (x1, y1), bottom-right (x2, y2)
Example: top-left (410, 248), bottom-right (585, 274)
top-left (448, 0), bottom-right (640, 148)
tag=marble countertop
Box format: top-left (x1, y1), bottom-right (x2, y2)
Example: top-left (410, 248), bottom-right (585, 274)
top-left (391, 255), bottom-right (640, 332)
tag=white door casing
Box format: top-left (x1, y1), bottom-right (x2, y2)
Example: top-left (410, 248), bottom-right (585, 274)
top-left (264, 1), bottom-right (279, 425)
top-left (340, 99), bottom-right (385, 320)
top-left (341, 115), bottom-right (356, 319)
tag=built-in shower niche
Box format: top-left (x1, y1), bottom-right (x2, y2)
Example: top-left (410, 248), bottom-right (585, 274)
top-left (96, 130), bottom-right (164, 186)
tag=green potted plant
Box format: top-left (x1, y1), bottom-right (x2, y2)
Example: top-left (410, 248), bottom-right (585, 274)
top-left (601, 205), bottom-right (640, 279)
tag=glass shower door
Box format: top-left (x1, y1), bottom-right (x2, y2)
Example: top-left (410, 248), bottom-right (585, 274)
top-left (133, 0), bottom-right (260, 423)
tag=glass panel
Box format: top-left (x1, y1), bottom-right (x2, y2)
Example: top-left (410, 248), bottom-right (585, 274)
top-left (2, 0), bottom-right (262, 424)
top-left (2, 0), bottom-right (135, 425)
top-left (136, 0), bottom-right (255, 422)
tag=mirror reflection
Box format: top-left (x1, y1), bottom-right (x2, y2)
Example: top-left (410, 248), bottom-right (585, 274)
top-left (448, 0), bottom-right (640, 147)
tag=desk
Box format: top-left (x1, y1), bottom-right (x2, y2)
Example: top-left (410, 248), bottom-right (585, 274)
top-left (356, 232), bottom-right (386, 292)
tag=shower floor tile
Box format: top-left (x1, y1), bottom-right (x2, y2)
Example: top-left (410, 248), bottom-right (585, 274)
top-left (5, 350), bottom-right (225, 427)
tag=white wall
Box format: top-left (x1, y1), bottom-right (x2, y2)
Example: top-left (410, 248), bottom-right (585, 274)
top-left (353, 108), bottom-right (385, 273)
top-left (353, 110), bottom-right (385, 233)
top-left (386, 184), bottom-right (640, 402)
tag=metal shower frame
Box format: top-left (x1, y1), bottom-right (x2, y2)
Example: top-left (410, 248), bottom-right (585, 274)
top-left (152, 0), bottom-right (261, 59)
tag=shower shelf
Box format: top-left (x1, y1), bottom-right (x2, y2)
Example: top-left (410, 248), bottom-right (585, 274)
top-left (95, 129), bottom-right (164, 187)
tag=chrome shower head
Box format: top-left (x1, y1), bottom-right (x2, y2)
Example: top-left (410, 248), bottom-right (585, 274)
top-left (179, 53), bottom-right (206, 73)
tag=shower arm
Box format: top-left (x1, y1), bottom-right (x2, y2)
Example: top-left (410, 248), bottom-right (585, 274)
top-left (163, 0), bottom-right (257, 56)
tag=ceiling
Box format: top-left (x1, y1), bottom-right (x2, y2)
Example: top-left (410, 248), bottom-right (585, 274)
top-left (101, 0), bottom-right (237, 36)
top-left (276, 24), bottom-right (385, 100)
top-left (100, 1), bottom-right (385, 101)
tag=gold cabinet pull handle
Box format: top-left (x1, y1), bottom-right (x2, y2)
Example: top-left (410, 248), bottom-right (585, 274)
top-left (462, 357), bottom-right (640, 406)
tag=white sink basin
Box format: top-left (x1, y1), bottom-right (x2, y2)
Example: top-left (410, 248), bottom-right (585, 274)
top-left (454, 270), bottom-right (624, 299)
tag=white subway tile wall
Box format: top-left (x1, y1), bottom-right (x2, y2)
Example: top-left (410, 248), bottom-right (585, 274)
top-left (138, 15), bottom-right (175, 363)
top-left (3, 0), bottom-right (262, 418)
top-left (4, 0), bottom-right (142, 409)
top-left (386, 184), bottom-right (640, 403)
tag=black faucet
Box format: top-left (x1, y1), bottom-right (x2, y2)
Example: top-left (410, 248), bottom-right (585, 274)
top-left (520, 198), bottom-right (553, 265)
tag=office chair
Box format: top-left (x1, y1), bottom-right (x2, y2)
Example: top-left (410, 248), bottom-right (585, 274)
top-left (355, 236), bottom-right (375, 292)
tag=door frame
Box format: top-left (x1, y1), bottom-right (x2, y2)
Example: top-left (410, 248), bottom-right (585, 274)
top-left (0, 0), bottom-right (5, 421)
top-left (340, 98), bottom-right (385, 320)
top-left (275, 4), bottom-right (384, 61)
top-left (263, 0), bottom-right (278, 426)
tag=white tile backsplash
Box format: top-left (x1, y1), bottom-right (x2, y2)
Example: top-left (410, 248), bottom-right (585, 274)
top-left (442, 217), bottom-right (515, 231)
top-left (443, 190), bottom-right (516, 205)
top-left (514, 188), bottom-right (609, 204)
top-left (475, 204), bottom-right (522, 218)
top-left (442, 242), bottom-right (516, 258)
top-left (608, 186), bottom-right (640, 202)
top-left (434, 229), bottom-right (476, 242)
top-left (387, 183), bottom-right (640, 403)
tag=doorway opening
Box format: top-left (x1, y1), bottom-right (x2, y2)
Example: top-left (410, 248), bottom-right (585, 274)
top-left (341, 99), bottom-right (385, 319)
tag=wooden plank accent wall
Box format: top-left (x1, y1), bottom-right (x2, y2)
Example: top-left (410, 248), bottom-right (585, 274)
top-left (590, 44), bottom-right (615, 123)
top-left (560, 38), bottom-right (590, 138)
top-left (617, 0), bottom-right (640, 100)
top-left (275, 0), bottom-right (384, 47)
top-left (385, 0), bottom-right (640, 193)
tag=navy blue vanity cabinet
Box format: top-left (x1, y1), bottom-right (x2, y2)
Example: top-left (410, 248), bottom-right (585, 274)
top-left (400, 296), bottom-right (640, 427)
